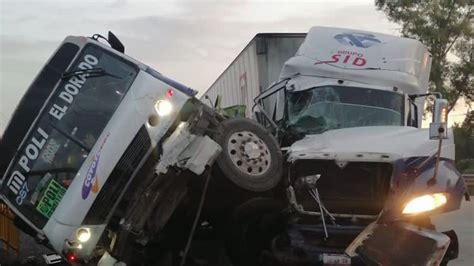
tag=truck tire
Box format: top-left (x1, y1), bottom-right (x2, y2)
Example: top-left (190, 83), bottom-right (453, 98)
top-left (225, 197), bottom-right (287, 266)
top-left (214, 118), bottom-right (283, 192)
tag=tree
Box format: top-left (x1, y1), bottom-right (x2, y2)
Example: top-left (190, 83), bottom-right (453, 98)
top-left (376, 0), bottom-right (473, 112)
top-left (454, 110), bottom-right (474, 172)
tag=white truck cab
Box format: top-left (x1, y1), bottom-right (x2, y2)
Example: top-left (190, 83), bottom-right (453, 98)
top-left (250, 27), bottom-right (465, 265)
top-left (256, 26), bottom-right (431, 131)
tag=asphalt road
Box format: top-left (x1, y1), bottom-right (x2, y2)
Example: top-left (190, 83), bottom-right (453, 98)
top-left (433, 199), bottom-right (474, 266)
top-left (9, 199), bottom-right (474, 265)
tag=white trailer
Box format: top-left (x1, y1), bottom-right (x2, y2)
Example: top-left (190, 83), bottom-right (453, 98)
top-left (201, 33), bottom-right (305, 116)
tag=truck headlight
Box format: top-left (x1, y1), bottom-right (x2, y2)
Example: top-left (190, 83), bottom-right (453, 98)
top-left (76, 228), bottom-right (91, 243)
top-left (402, 193), bottom-right (447, 215)
top-left (155, 100), bottom-right (173, 116)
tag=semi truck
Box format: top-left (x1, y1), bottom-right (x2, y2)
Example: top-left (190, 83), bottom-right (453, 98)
top-left (0, 32), bottom-right (284, 265)
top-left (203, 27), bottom-right (467, 265)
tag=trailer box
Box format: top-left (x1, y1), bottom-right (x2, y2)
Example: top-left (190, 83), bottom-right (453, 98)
top-left (201, 33), bottom-right (305, 117)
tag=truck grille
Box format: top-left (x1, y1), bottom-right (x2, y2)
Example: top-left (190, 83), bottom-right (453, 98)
top-left (293, 160), bottom-right (392, 215)
top-left (83, 126), bottom-right (151, 224)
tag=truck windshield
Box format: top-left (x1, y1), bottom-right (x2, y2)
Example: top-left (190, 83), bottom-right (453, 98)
top-left (287, 86), bottom-right (403, 134)
top-left (1, 43), bottom-right (137, 228)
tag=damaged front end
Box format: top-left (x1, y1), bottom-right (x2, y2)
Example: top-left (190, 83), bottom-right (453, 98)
top-left (345, 155), bottom-right (466, 266)
top-left (346, 222), bottom-right (455, 266)
top-left (269, 125), bottom-right (467, 265)
top-left (96, 101), bottom-right (225, 264)
top-left (97, 100), bottom-right (285, 265)
top-left (269, 158), bottom-right (392, 265)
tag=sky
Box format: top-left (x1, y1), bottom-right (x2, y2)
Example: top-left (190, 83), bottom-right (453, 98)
top-left (0, 0), bottom-right (470, 133)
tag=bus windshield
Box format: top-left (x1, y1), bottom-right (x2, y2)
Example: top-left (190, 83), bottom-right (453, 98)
top-left (1, 43), bottom-right (137, 228)
top-left (287, 86), bottom-right (404, 134)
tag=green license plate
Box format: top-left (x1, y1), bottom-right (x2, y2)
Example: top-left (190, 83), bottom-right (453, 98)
top-left (36, 179), bottom-right (66, 218)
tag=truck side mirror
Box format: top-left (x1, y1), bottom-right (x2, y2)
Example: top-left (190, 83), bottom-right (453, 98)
top-left (429, 99), bottom-right (448, 139)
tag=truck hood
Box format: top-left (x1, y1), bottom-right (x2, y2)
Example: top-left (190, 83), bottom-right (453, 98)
top-left (287, 126), bottom-right (455, 163)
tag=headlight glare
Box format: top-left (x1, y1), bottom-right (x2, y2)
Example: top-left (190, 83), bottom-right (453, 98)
top-left (76, 228), bottom-right (91, 243)
top-left (402, 193), bottom-right (447, 214)
top-left (155, 100), bottom-right (173, 116)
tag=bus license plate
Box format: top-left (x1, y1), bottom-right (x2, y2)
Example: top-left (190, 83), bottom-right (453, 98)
top-left (36, 179), bottom-right (66, 218)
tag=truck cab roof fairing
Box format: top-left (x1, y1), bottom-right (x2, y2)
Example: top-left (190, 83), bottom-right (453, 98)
top-left (280, 26), bottom-right (432, 96)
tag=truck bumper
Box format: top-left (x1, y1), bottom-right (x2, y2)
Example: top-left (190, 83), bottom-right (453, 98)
top-left (264, 224), bottom-right (364, 265)
top-left (346, 222), bottom-right (457, 266)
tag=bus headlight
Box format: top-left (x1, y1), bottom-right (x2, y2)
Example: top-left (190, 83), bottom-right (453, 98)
top-left (76, 228), bottom-right (91, 243)
top-left (402, 193), bottom-right (447, 215)
top-left (155, 100), bottom-right (173, 116)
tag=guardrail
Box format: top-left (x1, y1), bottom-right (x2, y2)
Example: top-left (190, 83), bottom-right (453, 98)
top-left (0, 203), bottom-right (19, 257)
top-left (463, 174), bottom-right (474, 195)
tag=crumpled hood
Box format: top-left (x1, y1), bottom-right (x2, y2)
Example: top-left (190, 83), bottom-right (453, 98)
top-left (288, 126), bottom-right (455, 163)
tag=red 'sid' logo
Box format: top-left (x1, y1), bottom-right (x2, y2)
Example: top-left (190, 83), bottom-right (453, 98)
top-left (315, 50), bottom-right (367, 67)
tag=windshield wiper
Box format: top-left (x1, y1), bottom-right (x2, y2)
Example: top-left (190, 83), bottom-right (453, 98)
top-left (61, 68), bottom-right (122, 80)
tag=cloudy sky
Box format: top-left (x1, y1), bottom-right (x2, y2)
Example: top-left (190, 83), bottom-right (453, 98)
top-left (0, 0), bottom-right (468, 133)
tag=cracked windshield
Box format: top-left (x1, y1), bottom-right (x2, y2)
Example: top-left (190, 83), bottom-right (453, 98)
top-left (287, 86), bottom-right (404, 134)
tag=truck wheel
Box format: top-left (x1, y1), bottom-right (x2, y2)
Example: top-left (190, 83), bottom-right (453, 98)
top-left (225, 198), bottom-right (287, 266)
top-left (214, 118), bottom-right (283, 192)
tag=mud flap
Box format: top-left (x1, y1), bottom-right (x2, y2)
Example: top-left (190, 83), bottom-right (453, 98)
top-left (345, 222), bottom-right (450, 266)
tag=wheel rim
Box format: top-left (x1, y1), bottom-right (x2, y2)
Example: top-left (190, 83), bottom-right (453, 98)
top-left (227, 131), bottom-right (271, 176)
